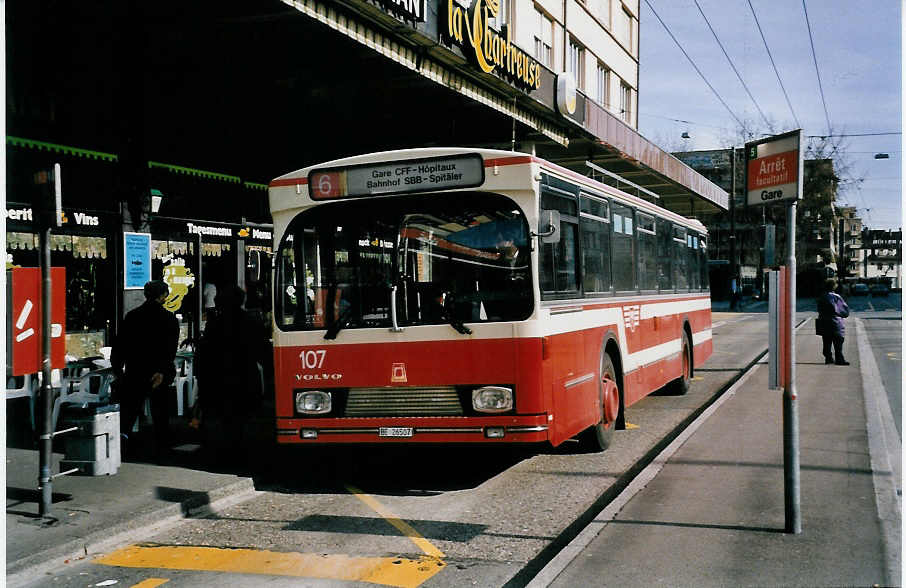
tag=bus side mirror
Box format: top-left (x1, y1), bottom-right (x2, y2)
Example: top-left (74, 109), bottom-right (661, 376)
top-left (536, 210), bottom-right (560, 243)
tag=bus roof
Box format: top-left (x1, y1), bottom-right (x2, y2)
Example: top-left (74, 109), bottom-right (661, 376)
top-left (269, 147), bottom-right (708, 234)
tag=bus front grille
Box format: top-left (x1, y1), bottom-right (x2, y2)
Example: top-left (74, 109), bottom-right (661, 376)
top-left (344, 386), bottom-right (464, 417)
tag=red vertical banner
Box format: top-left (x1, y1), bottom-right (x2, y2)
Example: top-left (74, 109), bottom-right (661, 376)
top-left (768, 267), bottom-right (788, 390)
top-left (779, 267), bottom-right (789, 389)
top-left (9, 267), bottom-right (66, 376)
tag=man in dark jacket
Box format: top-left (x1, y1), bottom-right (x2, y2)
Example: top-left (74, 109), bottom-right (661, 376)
top-left (196, 285), bottom-right (268, 466)
top-left (111, 280), bottom-right (180, 459)
top-left (816, 278), bottom-right (850, 365)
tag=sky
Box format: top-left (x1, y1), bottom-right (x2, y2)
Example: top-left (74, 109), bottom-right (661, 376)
top-left (637, 0), bottom-right (902, 230)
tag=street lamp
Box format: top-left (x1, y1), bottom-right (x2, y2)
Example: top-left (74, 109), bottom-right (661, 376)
top-left (150, 188), bottom-right (164, 214)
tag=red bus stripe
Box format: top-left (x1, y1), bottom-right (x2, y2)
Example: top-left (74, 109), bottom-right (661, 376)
top-left (269, 177), bottom-right (308, 188)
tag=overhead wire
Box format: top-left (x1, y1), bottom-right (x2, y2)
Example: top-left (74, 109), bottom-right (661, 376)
top-left (746, 0), bottom-right (801, 129)
top-left (639, 112), bottom-right (729, 130)
top-left (802, 0), bottom-right (832, 136)
top-left (693, 0), bottom-right (772, 132)
top-left (807, 132), bottom-right (902, 138)
top-left (644, 0), bottom-right (744, 129)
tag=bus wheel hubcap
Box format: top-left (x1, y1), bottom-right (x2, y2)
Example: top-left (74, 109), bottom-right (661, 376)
top-left (603, 378), bottom-right (619, 424)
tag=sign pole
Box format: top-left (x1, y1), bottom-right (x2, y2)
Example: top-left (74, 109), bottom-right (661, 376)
top-left (35, 163), bottom-right (62, 519)
top-left (37, 225), bottom-right (53, 518)
top-left (784, 200), bottom-right (801, 534)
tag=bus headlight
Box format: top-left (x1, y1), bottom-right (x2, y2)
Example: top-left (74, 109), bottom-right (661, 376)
top-left (472, 386), bottom-right (513, 413)
top-left (296, 390), bottom-right (332, 415)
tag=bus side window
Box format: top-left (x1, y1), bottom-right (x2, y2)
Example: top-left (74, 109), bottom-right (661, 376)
top-left (611, 203), bottom-right (636, 293)
top-left (687, 233), bottom-right (700, 291)
top-left (541, 190), bottom-right (580, 298)
top-left (580, 194), bottom-right (611, 296)
top-left (699, 235), bottom-right (710, 291)
top-left (656, 217), bottom-right (674, 292)
top-left (637, 212), bottom-right (657, 291)
top-left (674, 226), bottom-right (688, 291)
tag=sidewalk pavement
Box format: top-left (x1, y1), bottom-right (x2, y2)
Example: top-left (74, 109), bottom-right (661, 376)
top-left (5, 419), bottom-right (260, 584)
top-left (532, 318), bottom-right (901, 587)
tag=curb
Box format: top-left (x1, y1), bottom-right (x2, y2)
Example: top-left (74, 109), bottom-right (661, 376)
top-left (6, 477), bottom-right (257, 587)
top-left (855, 318), bottom-right (902, 586)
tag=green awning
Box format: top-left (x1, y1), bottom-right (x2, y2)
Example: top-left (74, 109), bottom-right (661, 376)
top-left (7, 136), bottom-right (118, 162)
top-left (148, 160), bottom-right (241, 183)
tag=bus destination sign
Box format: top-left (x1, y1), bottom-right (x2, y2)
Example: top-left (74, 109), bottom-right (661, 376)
top-left (309, 154), bottom-right (484, 200)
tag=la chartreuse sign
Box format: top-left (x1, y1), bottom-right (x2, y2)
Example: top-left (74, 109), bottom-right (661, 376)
top-left (444, 0), bottom-right (543, 92)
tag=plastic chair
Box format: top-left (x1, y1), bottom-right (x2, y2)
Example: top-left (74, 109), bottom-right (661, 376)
top-left (174, 354), bottom-right (196, 416)
top-left (7, 373), bottom-right (38, 432)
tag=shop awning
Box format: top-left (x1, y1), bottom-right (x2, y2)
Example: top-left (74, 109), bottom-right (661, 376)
top-left (7, 136), bottom-right (118, 162)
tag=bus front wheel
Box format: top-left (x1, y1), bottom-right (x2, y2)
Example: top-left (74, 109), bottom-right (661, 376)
top-left (579, 352), bottom-right (620, 452)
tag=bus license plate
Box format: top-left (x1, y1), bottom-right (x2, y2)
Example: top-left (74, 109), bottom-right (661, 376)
top-left (379, 427), bottom-right (413, 438)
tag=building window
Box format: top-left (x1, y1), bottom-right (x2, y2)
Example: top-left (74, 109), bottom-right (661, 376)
top-left (534, 8), bottom-right (553, 67)
top-left (490, 0), bottom-right (508, 31)
top-left (616, 4), bottom-right (632, 50)
top-left (568, 39), bottom-right (585, 89)
top-left (596, 62), bottom-right (610, 107)
top-left (620, 81), bottom-right (632, 124)
top-left (591, 0), bottom-right (611, 28)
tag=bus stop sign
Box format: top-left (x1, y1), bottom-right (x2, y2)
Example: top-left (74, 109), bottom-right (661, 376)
top-left (745, 130), bottom-right (803, 207)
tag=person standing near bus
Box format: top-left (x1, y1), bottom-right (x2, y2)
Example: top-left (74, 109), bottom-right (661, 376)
top-left (196, 285), bottom-right (268, 467)
top-left (816, 278), bottom-right (850, 365)
top-left (111, 280), bottom-right (180, 461)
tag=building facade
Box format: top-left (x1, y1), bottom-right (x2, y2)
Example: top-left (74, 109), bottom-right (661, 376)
top-left (860, 228), bottom-right (902, 289)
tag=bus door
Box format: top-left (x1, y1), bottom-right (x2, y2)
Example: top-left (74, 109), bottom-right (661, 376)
top-left (541, 187), bottom-right (597, 443)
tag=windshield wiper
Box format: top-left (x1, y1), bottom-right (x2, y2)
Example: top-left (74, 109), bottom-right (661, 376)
top-left (324, 306), bottom-right (354, 340)
top-left (441, 292), bottom-right (473, 335)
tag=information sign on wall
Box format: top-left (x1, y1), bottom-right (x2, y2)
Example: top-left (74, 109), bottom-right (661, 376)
top-left (745, 130), bottom-right (803, 206)
top-left (124, 232), bottom-right (151, 289)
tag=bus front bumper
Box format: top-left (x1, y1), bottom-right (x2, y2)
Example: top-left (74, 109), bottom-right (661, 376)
top-left (275, 415), bottom-right (550, 444)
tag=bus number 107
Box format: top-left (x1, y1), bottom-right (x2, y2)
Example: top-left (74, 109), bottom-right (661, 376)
top-left (300, 350), bottom-right (327, 369)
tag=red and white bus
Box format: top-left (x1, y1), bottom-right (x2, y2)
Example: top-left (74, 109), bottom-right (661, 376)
top-left (268, 148), bottom-right (712, 450)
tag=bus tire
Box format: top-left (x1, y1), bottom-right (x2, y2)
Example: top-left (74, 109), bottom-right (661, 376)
top-left (579, 352), bottom-right (620, 452)
top-left (668, 329), bottom-right (692, 395)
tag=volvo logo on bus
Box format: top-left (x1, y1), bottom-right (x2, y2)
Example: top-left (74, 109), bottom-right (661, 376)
top-left (300, 373), bottom-right (343, 381)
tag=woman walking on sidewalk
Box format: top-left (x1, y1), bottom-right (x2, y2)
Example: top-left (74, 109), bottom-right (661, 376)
top-left (816, 278), bottom-right (850, 365)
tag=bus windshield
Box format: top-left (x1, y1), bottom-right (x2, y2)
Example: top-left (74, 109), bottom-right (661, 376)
top-left (275, 192), bottom-right (533, 333)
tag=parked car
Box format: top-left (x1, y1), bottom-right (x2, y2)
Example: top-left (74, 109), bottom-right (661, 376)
top-left (851, 283), bottom-right (870, 295)
top-left (869, 283), bottom-right (890, 296)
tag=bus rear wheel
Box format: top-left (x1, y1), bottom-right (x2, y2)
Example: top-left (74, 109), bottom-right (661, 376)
top-left (579, 352), bottom-right (620, 452)
top-left (667, 330), bottom-right (692, 395)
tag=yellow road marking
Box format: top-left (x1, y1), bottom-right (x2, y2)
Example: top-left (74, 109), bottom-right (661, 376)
top-left (625, 422), bottom-right (639, 429)
top-left (345, 484), bottom-right (445, 559)
top-left (131, 579), bottom-right (169, 588)
top-left (96, 545), bottom-right (444, 588)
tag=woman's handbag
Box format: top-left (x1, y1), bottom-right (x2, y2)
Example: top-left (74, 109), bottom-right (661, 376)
top-left (815, 317), bottom-right (828, 336)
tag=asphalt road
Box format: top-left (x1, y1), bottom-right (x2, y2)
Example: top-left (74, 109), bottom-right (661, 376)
top-left (848, 292), bottom-right (901, 438)
top-left (13, 312), bottom-right (821, 588)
